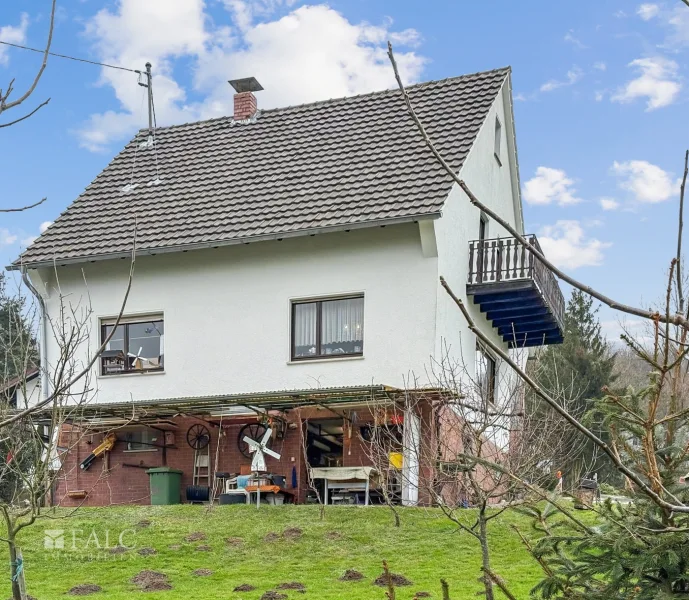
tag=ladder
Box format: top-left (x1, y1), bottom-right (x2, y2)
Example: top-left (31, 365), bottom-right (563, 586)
top-left (193, 446), bottom-right (210, 487)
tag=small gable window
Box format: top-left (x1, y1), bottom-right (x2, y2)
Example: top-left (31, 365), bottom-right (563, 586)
top-left (494, 116), bottom-right (502, 166)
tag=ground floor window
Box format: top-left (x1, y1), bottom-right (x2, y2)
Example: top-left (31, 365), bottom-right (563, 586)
top-left (476, 343), bottom-right (496, 406)
top-left (123, 428), bottom-right (158, 451)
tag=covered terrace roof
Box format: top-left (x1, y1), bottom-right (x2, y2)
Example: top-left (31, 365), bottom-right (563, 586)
top-left (31, 384), bottom-right (441, 427)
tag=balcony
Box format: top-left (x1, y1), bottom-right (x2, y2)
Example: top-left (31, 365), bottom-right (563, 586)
top-left (467, 235), bottom-right (565, 348)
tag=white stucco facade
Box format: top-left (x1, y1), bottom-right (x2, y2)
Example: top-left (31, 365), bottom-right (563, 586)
top-left (28, 78), bottom-right (525, 409)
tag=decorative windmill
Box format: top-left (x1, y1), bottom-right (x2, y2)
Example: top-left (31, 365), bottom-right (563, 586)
top-left (128, 346), bottom-right (154, 370)
top-left (243, 427), bottom-right (281, 473)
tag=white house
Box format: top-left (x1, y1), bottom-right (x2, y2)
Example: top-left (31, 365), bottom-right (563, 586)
top-left (10, 68), bottom-right (564, 507)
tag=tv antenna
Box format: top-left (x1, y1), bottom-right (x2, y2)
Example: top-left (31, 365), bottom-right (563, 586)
top-left (138, 62), bottom-right (155, 143)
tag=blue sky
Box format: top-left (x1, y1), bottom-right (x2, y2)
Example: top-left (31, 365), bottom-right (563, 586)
top-left (0, 0), bottom-right (687, 340)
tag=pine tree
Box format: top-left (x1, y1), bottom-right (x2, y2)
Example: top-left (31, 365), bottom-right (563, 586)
top-left (0, 274), bottom-right (39, 503)
top-left (0, 273), bottom-right (37, 382)
top-left (525, 371), bottom-right (689, 599)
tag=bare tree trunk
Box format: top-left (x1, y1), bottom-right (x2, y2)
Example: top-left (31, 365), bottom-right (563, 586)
top-left (478, 506), bottom-right (495, 600)
top-left (8, 533), bottom-right (23, 600)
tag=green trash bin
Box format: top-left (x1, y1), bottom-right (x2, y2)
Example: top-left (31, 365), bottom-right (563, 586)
top-left (146, 467), bottom-right (183, 505)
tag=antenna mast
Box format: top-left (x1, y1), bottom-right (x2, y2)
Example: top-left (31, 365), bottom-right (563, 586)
top-left (138, 62), bottom-right (154, 142)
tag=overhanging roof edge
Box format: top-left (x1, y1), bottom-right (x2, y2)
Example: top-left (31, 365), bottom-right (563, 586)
top-left (28, 385), bottom-right (411, 422)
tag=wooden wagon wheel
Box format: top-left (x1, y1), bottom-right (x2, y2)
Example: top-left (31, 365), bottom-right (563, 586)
top-left (238, 422), bottom-right (268, 458)
top-left (186, 424), bottom-right (210, 450)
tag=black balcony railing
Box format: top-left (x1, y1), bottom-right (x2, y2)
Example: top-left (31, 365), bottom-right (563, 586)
top-left (468, 235), bottom-right (565, 333)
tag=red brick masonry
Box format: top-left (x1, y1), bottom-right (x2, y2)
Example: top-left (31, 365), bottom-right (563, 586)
top-left (55, 404), bottom-right (406, 507)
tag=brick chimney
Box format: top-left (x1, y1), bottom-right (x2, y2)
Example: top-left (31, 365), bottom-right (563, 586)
top-left (228, 77), bottom-right (264, 121)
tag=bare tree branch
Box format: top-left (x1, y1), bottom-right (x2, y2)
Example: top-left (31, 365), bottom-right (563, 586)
top-left (0, 98), bottom-right (50, 129)
top-left (0, 0), bottom-right (56, 115)
top-left (678, 150), bottom-right (689, 315)
top-left (386, 41), bottom-right (689, 332)
top-left (0, 198), bottom-right (46, 214)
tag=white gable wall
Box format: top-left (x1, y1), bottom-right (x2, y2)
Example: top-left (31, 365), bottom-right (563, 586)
top-left (34, 223), bottom-right (438, 404)
top-left (433, 78), bottom-right (524, 420)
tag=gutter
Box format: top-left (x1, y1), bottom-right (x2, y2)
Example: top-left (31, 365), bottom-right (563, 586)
top-left (21, 268), bottom-right (49, 402)
top-left (8, 212), bottom-right (442, 271)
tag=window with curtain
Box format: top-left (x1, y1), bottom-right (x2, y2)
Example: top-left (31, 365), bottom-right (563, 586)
top-left (476, 343), bottom-right (496, 406)
top-left (292, 296), bottom-right (364, 359)
top-left (100, 317), bottom-right (164, 375)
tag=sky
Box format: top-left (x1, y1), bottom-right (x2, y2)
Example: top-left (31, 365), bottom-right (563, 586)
top-left (0, 0), bottom-right (687, 342)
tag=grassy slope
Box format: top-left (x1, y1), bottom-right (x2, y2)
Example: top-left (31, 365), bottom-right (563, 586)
top-left (4, 506), bottom-right (543, 599)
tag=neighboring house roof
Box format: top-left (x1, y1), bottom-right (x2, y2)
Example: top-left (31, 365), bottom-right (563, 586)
top-left (1, 367), bottom-right (39, 407)
top-left (13, 67), bottom-right (510, 268)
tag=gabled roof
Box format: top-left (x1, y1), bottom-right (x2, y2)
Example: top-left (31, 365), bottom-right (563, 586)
top-left (13, 67), bottom-right (510, 268)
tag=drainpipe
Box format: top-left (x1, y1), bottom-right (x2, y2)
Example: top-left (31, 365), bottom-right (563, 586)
top-left (21, 267), bottom-right (49, 401)
top-left (21, 267), bottom-right (58, 508)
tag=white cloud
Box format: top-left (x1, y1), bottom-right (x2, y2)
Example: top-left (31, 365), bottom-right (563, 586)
top-left (637, 3), bottom-right (660, 20)
top-left (540, 66), bottom-right (583, 93)
top-left (667, 6), bottom-right (689, 47)
top-left (522, 167), bottom-right (582, 206)
top-left (0, 229), bottom-right (18, 246)
top-left (594, 90), bottom-right (605, 102)
top-left (21, 236), bottom-right (37, 247)
top-left (0, 13), bottom-right (29, 66)
top-left (77, 1), bottom-right (426, 151)
top-left (611, 57), bottom-right (681, 111)
top-left (612, 160), bottom-right (679, 203)
top-left (599, 197), bottom-right (620, 211)
top-left (538, 221), bottom-right (611, 269)
top-left (39, 221), bottom-right (53, 233)
top-left (601, 318), bottom-right (647, 345)
top-left (593, 62), bottom-right (606, 71)
top-left (564, 31), bottom-right (587, 49)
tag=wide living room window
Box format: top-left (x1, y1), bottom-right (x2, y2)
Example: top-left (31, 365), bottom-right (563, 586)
top-left (292, 296), bottom-right (364, 360)
top-left (101, 316), bottom-right (164, 375)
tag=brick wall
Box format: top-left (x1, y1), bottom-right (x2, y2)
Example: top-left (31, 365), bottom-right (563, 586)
top-left (54, 399), bottom-right (443, 507)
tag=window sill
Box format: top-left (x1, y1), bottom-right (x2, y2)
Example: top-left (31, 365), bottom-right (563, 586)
top-left (287, 355), bottom-right (364, 365)
top-left (97, 370), bottom-right (165, 380)
top-left (123, 448), bottom-right (158, 453)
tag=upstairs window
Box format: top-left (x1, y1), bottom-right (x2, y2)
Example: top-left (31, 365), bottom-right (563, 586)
top-left (476, 344), bottom-right (496, 407)
top-left (494, 116), bottom-right (502, 165)
top-left (292, 296), bottom-right (364, 360)
top-left (101, 317), bottom-right (164, 375)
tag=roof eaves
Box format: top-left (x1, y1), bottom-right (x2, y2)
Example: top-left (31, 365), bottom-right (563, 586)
top-left (9, 211), bottom-right (441, 271)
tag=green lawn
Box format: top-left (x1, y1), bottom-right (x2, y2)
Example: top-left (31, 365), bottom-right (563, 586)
top-left (3, 505), bottom-right (545, 599)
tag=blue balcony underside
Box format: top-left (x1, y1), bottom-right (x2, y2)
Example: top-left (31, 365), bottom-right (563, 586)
top-left (468, 280), bottom-right (564, 348)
